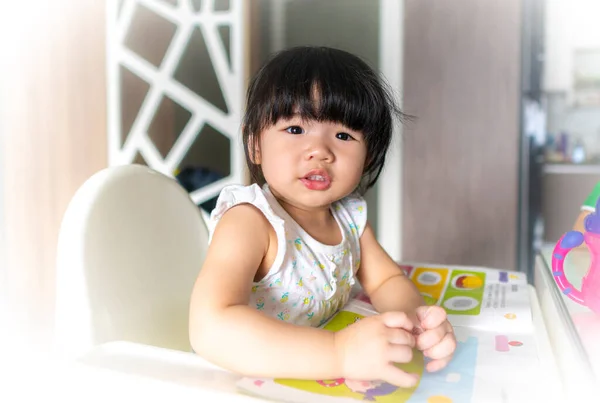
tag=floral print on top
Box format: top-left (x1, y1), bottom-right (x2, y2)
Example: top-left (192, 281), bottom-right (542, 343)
top-left (209, 183), bottom-right (367, 328)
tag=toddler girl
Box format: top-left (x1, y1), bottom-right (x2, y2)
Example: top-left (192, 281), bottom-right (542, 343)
top-left (189, 46), bottom-right (456, 388)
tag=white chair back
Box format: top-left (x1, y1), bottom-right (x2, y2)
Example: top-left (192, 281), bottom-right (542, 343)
top-left (55, 164), bottom-right (209, 357)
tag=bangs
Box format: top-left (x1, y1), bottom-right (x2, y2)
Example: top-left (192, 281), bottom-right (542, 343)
top-left (246, 47), bottom-right (392, 136)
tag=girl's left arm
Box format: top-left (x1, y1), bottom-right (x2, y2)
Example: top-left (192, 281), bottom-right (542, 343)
top-left (357, 222), bottom-right (457, 372)
top-left (356, 222), bottom-right (424, 319)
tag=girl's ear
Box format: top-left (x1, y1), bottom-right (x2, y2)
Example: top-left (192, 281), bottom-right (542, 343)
top-left (247, 132), bottom-right (261, 165)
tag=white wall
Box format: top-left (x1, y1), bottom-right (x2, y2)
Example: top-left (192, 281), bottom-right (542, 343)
top-left (0, 118), bottom-right (5, 318)
top-left (544, 0), bottom-right (600, 93)
top-left (544, 0), bottom-right (600, 160)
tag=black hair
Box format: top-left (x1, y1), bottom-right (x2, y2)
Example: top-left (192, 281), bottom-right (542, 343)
top-left (242, 46), bottom-right (407, 192)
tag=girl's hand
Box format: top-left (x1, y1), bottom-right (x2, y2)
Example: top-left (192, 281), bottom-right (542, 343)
top-left (414, 306), bottom-right (456, 372)
top-left (333, 312), bottom-right (420, 387)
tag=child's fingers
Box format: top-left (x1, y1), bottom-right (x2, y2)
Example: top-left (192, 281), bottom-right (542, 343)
top-left (380, 364), bottom-right (420, 388)
top-left (380, 311), bottom-right (415, 332)
top-left (415, 327), bottom-right (448, 351)
top-left (416, 305), bottom-right (448, 330)
top-left (386, 343), bottom-right (414, 364)
top-left (423, 332), bottom-right (457, 360)
top-left (386, 327), bottom-right (415, 347)
top-left (407, 312), bottom-right (423, 334)
top-left (425, 355), bottom-right (453, 373)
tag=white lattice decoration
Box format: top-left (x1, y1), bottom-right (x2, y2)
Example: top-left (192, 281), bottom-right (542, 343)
top-left (106, 0), bottom-right (246, 205)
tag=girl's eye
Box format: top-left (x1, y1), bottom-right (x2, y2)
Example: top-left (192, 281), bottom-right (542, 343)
top-left (336, 132), bottom-right (353, 141)
top-left (285, 126), bottom-right (304, 135)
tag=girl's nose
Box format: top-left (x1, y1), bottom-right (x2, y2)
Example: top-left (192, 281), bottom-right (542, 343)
top-left (305, 139), bottom-right (334, 163)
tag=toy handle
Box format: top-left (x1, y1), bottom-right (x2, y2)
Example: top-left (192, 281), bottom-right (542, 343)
top-left (552, 231), bottom-right (586, 305)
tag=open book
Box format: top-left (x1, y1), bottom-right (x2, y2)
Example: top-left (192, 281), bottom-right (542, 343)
top-left (237, 263), bottom-right (543, 402)
top-left (396, 262), bottom-right (532, 333)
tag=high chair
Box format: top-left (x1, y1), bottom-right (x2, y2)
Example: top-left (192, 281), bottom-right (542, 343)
top-left (54, 164), bottom-right (210, 358)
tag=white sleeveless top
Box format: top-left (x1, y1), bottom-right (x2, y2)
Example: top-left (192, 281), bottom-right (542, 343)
top-left (209, 184), bottom-right (367, 327)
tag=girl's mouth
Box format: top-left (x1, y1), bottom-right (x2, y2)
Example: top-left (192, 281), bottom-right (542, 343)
top-left (300, 170), bottom-right (331, 190)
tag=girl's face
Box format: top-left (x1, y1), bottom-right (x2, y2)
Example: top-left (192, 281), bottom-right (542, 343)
top-left (255, 116), bottom-right (367, 210)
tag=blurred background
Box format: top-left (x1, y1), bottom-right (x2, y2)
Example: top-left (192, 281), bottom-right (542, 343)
top-left (2, 0), bottom-right (599, 352)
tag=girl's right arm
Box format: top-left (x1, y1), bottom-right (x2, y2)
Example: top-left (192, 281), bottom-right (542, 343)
top-left (188, 204), bottom-right (339, 379)
top-left (188, 204), bottom-right (418, 386)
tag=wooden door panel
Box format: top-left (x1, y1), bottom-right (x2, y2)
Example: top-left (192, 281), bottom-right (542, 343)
top-left (402, 0), bottom-right (521, 270)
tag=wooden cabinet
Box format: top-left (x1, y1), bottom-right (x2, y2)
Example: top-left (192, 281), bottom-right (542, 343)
top-left (402, 0), bottom-right (522, 270)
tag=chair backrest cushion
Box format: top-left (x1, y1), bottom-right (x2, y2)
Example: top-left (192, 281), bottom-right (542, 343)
top-left (55, 164), bottom-right (209, 356)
